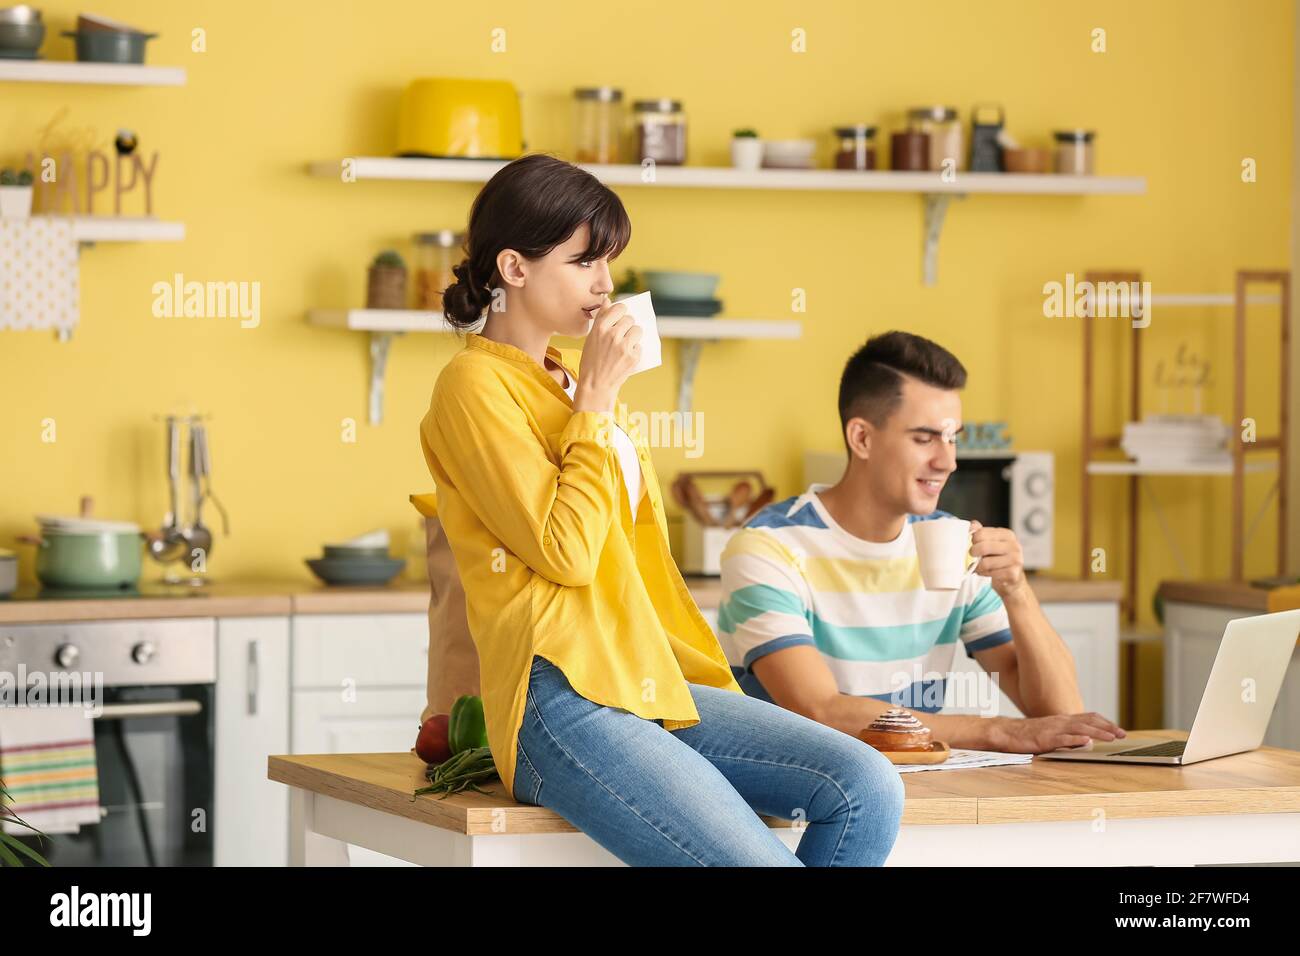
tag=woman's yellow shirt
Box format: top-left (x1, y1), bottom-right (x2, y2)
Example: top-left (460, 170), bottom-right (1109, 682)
top-left (418, 332), bottom-right (741, 800)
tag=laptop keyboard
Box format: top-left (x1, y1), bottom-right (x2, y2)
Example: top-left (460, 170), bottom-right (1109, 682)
top-left (1116, 740), bottom-right (1187, 757)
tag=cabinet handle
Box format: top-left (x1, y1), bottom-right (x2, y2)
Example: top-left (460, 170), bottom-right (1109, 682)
top-left (247, 640), bottom-right (259, 716)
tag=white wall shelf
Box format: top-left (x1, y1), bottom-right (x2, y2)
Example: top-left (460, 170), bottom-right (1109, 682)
top-left (69, 216), bottom-right (186, 243)
top-left (0, 60), bottom-right (186, 86)
top-left (308, 157), bottom-right (1146, 286)
top-left (307, 309), bottom-right (802, 422)
top-left (1086, 460), bottom-right (1277, 476)
top-left (308, 157), bottom-right (1142, 195)
top-left (1149, 293), bottom-right (1282, 307)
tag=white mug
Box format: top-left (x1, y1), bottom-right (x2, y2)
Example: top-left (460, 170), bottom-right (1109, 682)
top-left (912, 517), bottom-right (978, 590)
top-left (609, 291), bottom-right (662, 374)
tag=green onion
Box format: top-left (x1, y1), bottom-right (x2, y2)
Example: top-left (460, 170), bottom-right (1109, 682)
top-left (413, 746), bottom-right (499, 799)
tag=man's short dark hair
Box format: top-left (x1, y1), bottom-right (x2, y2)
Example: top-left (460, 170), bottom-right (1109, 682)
top-left (838, 331), bottom-right (967, 446)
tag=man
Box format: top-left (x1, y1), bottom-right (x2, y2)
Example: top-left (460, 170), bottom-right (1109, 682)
top-left (717, 331), bottom-right (1126, 753)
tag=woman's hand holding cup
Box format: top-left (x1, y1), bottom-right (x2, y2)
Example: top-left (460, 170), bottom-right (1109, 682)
top-left (573, 300), bottom-right (643, 414)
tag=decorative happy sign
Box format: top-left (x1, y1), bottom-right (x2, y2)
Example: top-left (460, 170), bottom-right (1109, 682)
top-left (19, 109), bottom-right (161, 217)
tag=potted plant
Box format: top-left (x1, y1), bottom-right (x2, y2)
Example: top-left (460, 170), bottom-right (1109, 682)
top-left (0, 168), bottom-right (35, 220)
top-left (730, 129), bottom-right (762, 171)
top-left (0, 779), bottom-right (51, 866)
top-left (613, 267), bottom-right (641, 297)
top-left (366, 249), bottom-right (408, 310)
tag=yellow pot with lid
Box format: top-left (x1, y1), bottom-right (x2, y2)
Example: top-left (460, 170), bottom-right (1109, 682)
top-left (396, 78), bottom-right (524, 159)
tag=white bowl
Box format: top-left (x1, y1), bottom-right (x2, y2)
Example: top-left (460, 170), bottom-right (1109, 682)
top-left (762, 139), bottom-right (816, 169)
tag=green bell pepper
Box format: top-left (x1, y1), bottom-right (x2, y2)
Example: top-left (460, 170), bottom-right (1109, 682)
top-left (448, 694), bottom-right (489, 754)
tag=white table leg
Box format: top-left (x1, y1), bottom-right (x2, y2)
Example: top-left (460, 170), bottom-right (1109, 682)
top-left (289, 789), bottom-right (352, 867)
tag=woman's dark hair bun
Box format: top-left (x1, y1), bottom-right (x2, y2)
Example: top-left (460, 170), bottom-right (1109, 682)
top-left (442, 260), bottom-right (491, 329)
top-left (442, 154), bottom-right (631, 332)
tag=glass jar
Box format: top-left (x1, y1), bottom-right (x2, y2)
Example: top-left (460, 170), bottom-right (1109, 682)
top-left (633, 99), bottom-right (687, 166)
top-left (1054, 129), bottom-right (1095, 174)
top-left (891, 129), bottom-right (929, 171)
top-left (907, 106), bottom-right (963, 171)
top-left (413, 230), bottom-right (463, 311)
top-left (834, 125), bottom-right (877, 170)
top-left (573, 87), bottom-right (624, 164)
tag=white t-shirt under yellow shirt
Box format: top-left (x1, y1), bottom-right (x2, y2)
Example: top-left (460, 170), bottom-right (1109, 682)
top-left (559, 366), bottom-right (644, 515)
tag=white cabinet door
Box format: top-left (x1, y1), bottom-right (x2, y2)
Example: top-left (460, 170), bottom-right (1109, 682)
top-left (215, 616), bottom-right (290, 867)
top-left (291, 613), bottom-right (427, 689)
top-left (1040, 602), bottom-right (1120, 720)
top-left (291, 687), bottom-right (428, 754)
top-left (291, 613), bottom-right (430, 867)
top-left (944, 601), bottom-right (1119, 720)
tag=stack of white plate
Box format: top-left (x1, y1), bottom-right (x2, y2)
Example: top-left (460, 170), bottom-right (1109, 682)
top-left (1121, 415), bottom-right (1230, 468)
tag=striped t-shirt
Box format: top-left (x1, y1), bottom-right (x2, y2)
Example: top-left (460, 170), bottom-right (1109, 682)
top-left (716, 483), bottom-right (1012, 713)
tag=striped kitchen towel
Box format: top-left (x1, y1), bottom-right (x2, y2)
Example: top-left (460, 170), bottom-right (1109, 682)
top-left (0, 705), bottom-right (101, 836)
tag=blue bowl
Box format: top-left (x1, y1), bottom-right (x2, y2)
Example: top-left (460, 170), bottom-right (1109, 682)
top-left (642, 271), bottom-right (720, 300)
top-left (306, 556), bottom-right (406, 586)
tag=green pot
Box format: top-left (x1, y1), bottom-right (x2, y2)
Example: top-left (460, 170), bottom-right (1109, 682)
top-left (32, 530), bottom-right (143, 589)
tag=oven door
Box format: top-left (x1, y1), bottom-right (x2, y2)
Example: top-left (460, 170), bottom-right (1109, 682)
top-left (10, 683), bottom-right (215, 867)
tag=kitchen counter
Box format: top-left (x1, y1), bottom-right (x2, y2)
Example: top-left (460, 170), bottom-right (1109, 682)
top-left (0, 572), bottom-right (1123, 625)
top-left (1159, 579), bottom-right (1300, 613)
top-left (0, 577), bottom-right (432, 623)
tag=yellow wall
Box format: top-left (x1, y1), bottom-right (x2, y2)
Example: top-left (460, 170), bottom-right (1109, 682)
top-left (2, 1), bottom-right (1294, 701)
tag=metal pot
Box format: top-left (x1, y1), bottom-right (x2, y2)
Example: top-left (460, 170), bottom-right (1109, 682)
top-left (19, 529), bottom-right (143, 589)
top-left (0, 18), bottom-right (44, 58)
top-left (61, 29), bottom-right (156, 65)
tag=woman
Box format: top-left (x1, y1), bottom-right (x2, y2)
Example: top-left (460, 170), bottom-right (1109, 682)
top-left (419, 153), bottom-right (904, 866)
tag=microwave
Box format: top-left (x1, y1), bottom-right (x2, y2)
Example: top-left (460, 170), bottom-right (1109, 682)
top-left (802, 450), bottom-right (1055, 570)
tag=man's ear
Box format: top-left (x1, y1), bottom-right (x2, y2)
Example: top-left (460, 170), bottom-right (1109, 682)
top-left (845, 417), bottom-right (872, 461)
top-left (496, 248), bottom-right (526, 288)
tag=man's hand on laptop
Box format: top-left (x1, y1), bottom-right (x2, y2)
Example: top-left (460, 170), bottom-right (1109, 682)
top-left (987, 713), bottom-right (1128, 753)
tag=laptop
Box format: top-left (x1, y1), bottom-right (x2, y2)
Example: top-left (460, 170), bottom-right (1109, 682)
top-left (1039, 608), bottom-right (1300, 766)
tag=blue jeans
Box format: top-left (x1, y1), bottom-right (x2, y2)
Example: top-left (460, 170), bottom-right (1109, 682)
top-left (512, 655), bottom-right (905, 866)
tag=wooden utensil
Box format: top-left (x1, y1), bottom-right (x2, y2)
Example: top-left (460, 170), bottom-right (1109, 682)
top-left (741, 487), bottom-right (775, 523)
top-left (681, 476), bottom-right (715, 526)
top-left (723, 480), bottom-right (753, 527)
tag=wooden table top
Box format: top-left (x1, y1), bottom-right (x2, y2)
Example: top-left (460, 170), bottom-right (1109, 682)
top-left (268, 730), bottom-right (1300, 835)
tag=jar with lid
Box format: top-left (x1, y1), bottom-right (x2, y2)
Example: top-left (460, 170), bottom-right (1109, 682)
top-left (633, 99), bottom-right (687, 166)
top-left (573, 87), bottom-right (625, 164)
top-left (413, 230), bottom-right (464, 312)
top-left (1053, 129), bottom-right (1095, 174)
top-left (907, 106), bottom-right (963, 171)
top-left (834, 125), bottom-right (877, 170)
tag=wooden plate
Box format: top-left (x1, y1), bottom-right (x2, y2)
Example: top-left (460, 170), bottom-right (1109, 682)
top-left (877, 741), bottom-right (951, 765)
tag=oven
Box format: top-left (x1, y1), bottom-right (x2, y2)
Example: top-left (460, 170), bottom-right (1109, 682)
top-left (0, 618), bottom-right (215, 866)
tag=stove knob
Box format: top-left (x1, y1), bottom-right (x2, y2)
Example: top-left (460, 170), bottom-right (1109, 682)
top-left (55, 643), bottom-right (80, 669)
top-left (131, 641), bottom-right (156, 665)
